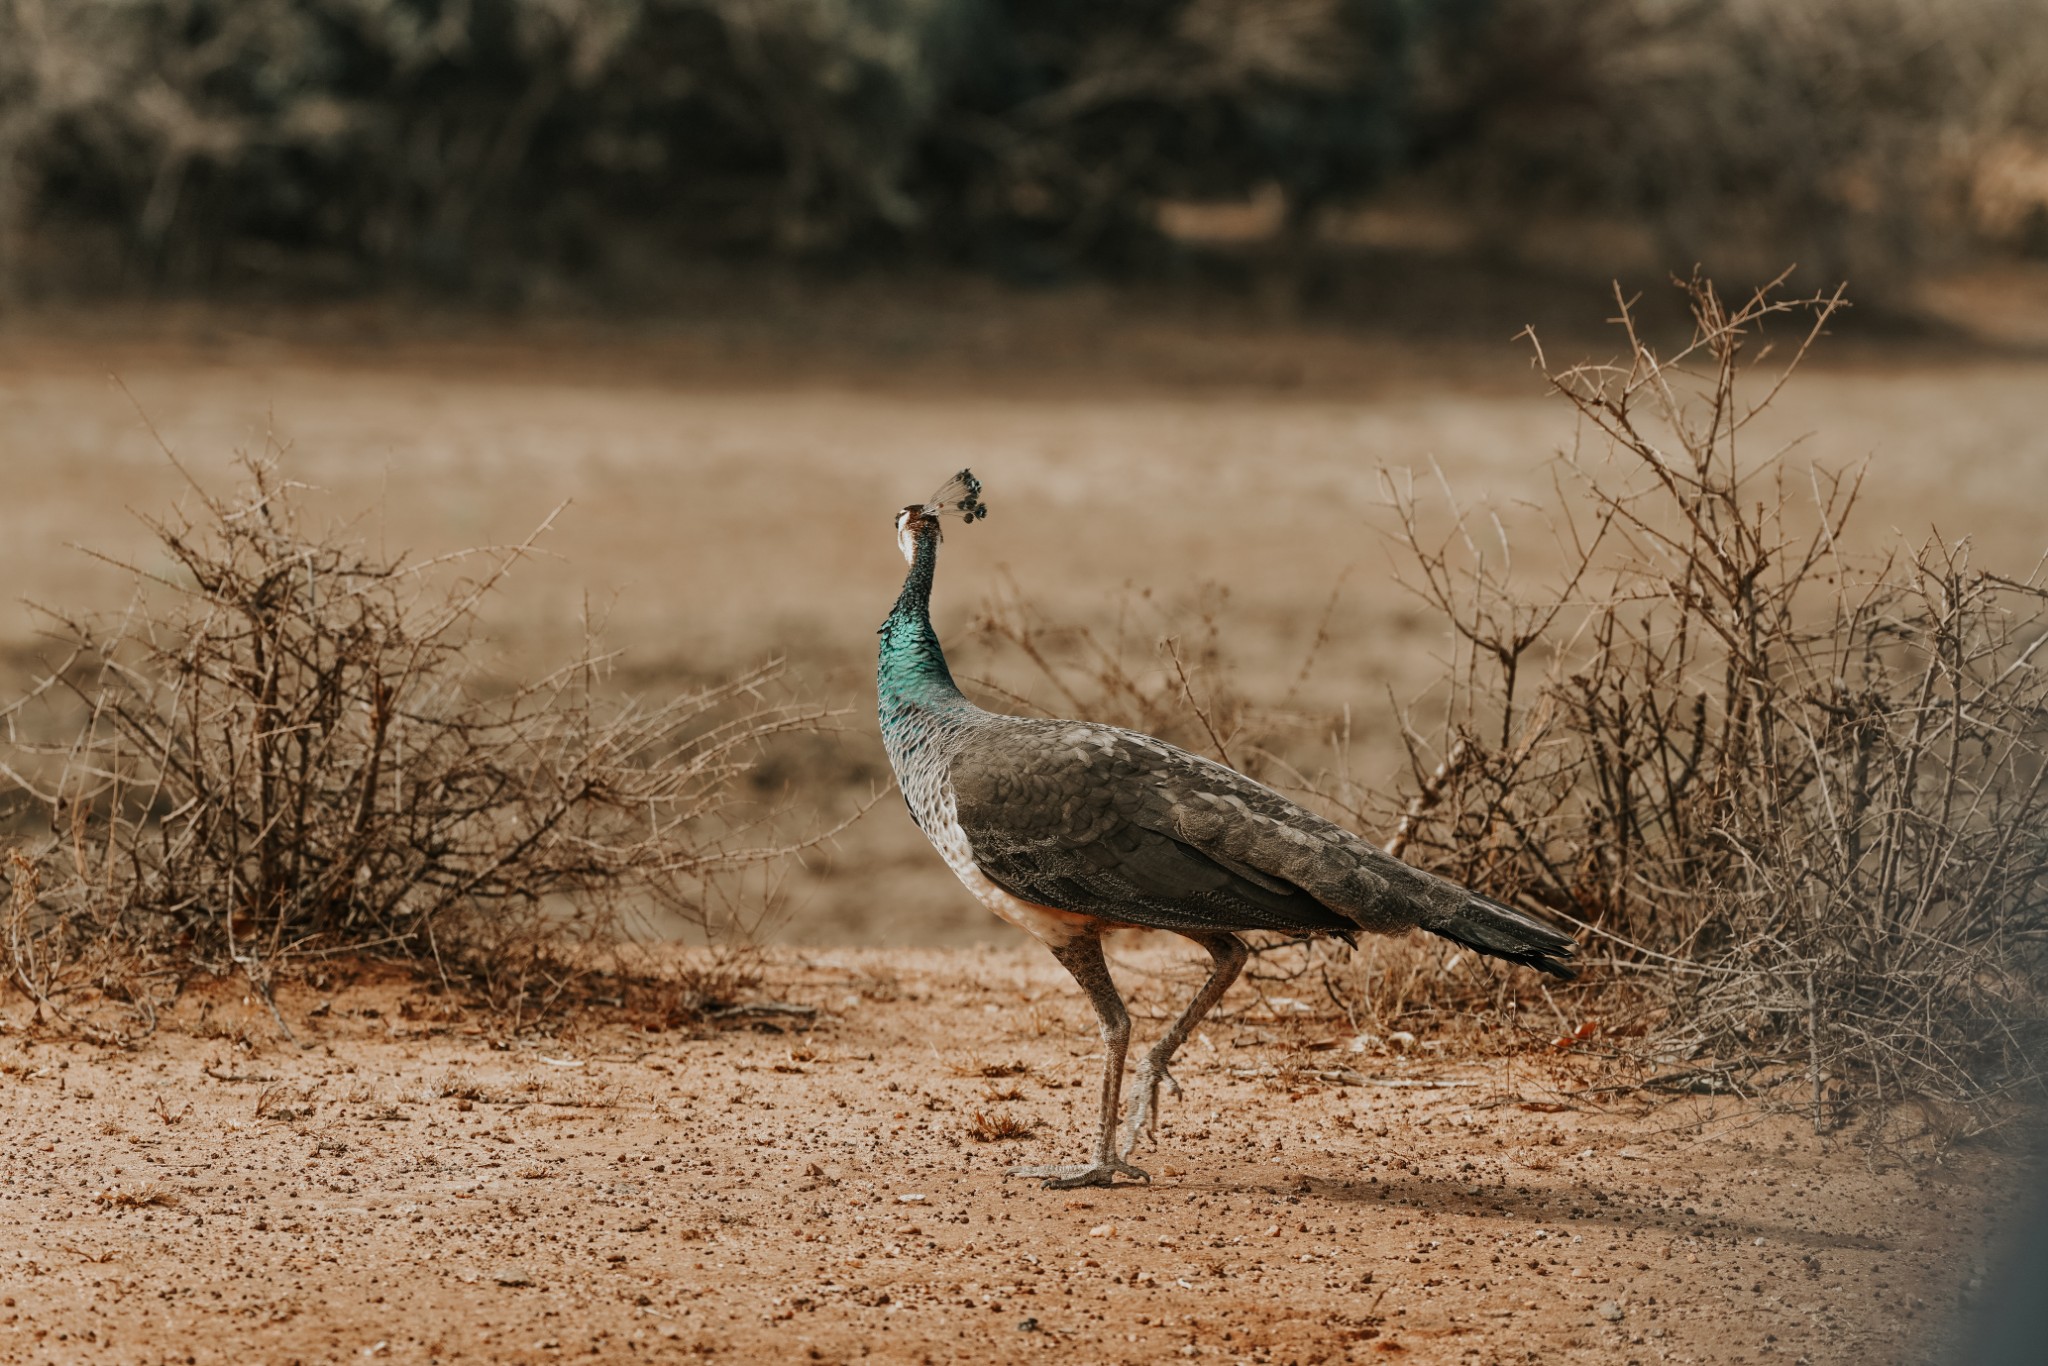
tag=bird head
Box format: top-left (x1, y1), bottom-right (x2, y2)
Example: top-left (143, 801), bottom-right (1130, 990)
top-left (895, 468), bottom-right (987, 564)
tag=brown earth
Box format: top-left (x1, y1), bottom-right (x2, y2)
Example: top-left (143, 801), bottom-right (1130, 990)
top-left (0, 946), bottom-right (2015, 1366)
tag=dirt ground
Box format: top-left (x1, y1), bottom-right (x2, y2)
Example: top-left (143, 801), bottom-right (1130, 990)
top-left (0, 945), bottom-right (2017, 1366)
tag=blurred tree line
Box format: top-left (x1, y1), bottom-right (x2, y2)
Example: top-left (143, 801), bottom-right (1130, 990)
top-left (0, 0), bottom-right (2043, 300)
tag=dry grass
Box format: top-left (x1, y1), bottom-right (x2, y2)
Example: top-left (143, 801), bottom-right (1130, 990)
top-left (965, 1109), bottom-right (1036, 1143)
top-left (948, 1056), bottom-right (1028, 1080)
top-left (92, 1183), bottom-right (177, 1209)
top-left (253, 1081), bottom-right (320, 1122)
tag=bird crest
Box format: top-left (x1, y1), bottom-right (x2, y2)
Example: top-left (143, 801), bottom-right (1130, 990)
top-left (918, 469), bottom-right (987, 524)
top-left (896, 469), bottom-right (987, 561)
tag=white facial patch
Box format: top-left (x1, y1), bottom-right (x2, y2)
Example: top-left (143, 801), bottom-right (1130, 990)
top-left (896, 510), bottom-right (917, 564)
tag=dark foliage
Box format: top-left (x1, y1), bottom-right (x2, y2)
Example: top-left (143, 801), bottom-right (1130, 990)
top-left (5, 0), bottom-right (2037, 297)
top-left (0, 0), bottom-right (1429, 293)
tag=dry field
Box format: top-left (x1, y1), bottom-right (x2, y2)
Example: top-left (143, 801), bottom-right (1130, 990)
top-left (0, 947), bottom-right (2020, 1366)
top-left (0, 301), bottom-right (2043, 943)
top-left (0, 298), bottom-right (2042, 1363)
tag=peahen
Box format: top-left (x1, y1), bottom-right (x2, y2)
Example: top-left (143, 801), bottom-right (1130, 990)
top-left (878, 471), bottom-right (1577, 1189)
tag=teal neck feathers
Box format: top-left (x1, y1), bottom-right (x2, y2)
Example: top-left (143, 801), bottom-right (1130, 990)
top-left (878, 524), bottom-right (968, 717)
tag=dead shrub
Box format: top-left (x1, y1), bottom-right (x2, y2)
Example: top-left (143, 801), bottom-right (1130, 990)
top-left (1361, 271), bottom-right (2048, 1132)
top-left (0, 451), bottom-right (829, 1042)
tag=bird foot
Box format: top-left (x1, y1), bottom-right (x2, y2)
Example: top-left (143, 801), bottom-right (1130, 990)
top-left (1006, 1158), bottom-right (1150, 1189)
top-left (1117, 1062), bottom-right (1180, 1157)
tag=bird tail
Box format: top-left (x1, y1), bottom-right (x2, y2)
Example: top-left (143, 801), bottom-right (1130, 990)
top-left (1427, 892), bottom-right (1579, 980)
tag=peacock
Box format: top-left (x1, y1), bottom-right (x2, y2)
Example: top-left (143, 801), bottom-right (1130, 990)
top-left (878, 470), bottom-right (1577, 1189)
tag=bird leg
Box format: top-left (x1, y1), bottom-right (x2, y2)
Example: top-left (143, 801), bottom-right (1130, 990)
top-left (1008, 933), bottom-right (1150, 1189)
top-left (1119, 932), bottom-right (1247, 1158)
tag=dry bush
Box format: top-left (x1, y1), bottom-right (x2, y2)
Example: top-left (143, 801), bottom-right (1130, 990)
top-left (1358, 272), bottom-right (2048, 1131)
top-left (0, 451), bottom-right (828, 1042)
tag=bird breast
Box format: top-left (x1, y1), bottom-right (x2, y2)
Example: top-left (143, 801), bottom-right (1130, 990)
top-left (915, 764), bottom-right (1095, 949)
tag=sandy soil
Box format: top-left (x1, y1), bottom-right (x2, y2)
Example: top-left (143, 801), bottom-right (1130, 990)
top-left (0, 947), bottom-right (2013, 1365)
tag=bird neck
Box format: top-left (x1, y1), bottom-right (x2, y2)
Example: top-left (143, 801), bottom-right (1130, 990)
top-left (878, 528), bottom-right (967, 710)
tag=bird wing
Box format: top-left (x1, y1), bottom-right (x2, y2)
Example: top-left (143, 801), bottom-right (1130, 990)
top-left (950, 717), bottom-right (1579, 976)
top-left (947, 717), bottom-right (1439, 938)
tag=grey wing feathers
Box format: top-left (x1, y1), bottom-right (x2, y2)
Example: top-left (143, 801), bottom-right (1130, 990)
top-left (949, 720), bottom-right (1348, 936)
top-left (948, 719), bottom-right (1424, 933)
top-left (949, 718), bottom-right (1578, 977)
